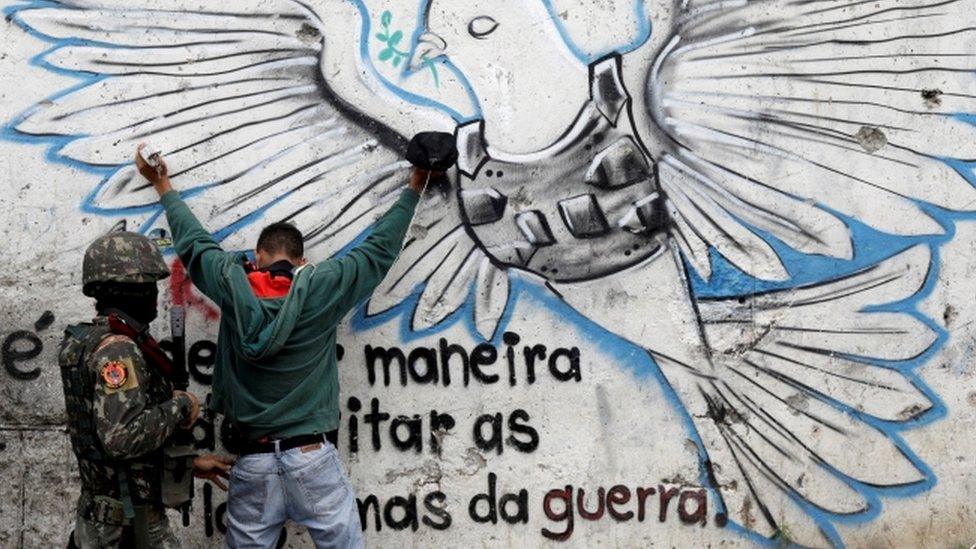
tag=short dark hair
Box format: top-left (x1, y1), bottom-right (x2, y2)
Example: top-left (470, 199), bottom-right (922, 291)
top-left (257, 222), bottom-right (304, 259)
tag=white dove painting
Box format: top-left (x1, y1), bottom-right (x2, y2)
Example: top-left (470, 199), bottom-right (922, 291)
top-left (5, 0), bottom-right (976, 546)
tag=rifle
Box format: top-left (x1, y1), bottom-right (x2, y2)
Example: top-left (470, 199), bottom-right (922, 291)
top-left (164, 305), bottom-right (195, 527)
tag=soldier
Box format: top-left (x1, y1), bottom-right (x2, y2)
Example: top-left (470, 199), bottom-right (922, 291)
top-left (59, 230), bottom-right (233, 548)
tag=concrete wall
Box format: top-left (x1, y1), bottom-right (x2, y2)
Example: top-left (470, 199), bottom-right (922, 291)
top-left (1, 1), bottom-right (975, 547)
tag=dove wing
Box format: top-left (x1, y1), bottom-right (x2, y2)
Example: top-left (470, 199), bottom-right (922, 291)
top-left (653, 245), bottom-right (936, 547)
top-left (11, 0), bottom-right (492, 325)
top-left (625, 1), bottom-right (974, 544)
top-left (644, 0), bottom-right (976, 281)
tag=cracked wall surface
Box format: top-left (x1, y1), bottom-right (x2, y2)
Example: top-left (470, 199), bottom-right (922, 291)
top-left (2, 0), bottom-right (976, 547)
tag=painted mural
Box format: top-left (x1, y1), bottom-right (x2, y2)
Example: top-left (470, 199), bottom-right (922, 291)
top-left (4, 0), bottom-right (976, 547)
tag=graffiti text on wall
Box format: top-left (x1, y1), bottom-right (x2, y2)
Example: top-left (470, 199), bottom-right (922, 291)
top-left (2, 311), bottom-right (55, 381)
top-left (355, 474), bottom-right (713, 540)
top-left (347, 336), bottom-right (714, 540)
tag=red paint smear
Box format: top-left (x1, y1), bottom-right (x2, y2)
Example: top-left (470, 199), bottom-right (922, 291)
top-left (169, 259), bottom-right (220, 321)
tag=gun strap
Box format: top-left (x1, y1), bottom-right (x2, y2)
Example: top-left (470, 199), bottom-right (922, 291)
top-left (116, 467), bottom-right (136, 521)
top-left (132, 506), bottom-right (151, 549)
top-left (104, 310), bottom-right (175, 379)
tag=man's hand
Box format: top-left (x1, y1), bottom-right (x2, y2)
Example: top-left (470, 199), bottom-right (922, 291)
top-left (193, 454), bottom-right (234, 491)
top-left (409, 168), bottom-right (444, 194)
top-left (174, 390), bottom-right (200, 429)
top-left (135, 143), bottom-right (173, 196)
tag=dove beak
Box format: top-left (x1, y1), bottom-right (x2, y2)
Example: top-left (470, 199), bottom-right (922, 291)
top-left (409, 31), bottom-right (447, 71)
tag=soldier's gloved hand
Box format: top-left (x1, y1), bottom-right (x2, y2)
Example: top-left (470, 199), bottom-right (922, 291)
top-left (174, 390), bottom-right (200, 429)
top-left (193, 454), bottom-right (234, 491)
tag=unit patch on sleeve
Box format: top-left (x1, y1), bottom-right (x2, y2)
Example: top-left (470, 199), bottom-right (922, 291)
top-left (101, 361), bottom-right (128, 389)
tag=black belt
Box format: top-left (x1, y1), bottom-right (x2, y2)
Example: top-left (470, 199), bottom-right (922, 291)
top-left (239, 430), bottom-right (338, 456)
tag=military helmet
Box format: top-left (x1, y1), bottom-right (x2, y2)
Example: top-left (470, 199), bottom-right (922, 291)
top-left (82, 231), bottom-right (170, 296)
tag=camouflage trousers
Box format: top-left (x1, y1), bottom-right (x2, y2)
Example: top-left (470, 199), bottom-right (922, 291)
top-left (71, 510), bottom-right (180, 549)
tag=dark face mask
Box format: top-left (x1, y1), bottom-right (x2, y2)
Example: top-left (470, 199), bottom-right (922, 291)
top-left (93, 282), bottom-right (159, 325)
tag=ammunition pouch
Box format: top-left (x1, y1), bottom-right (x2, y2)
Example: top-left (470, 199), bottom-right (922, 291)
top-left (77, 492), bottom-right (127, 526)
top-left (76, 493), bottom-right (164, 549)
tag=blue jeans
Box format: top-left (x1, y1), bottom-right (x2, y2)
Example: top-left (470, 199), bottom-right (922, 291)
top-left (225, 441), bottom-right (363, 548)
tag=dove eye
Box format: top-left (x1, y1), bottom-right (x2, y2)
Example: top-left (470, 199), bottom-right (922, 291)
top-left (468, 16), bottom-right (498, 39)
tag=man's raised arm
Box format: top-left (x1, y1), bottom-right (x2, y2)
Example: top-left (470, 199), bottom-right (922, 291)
top-left (320, 168), bottom-right (435, 317)
top-left (136, 145), bottom-right (232, 305)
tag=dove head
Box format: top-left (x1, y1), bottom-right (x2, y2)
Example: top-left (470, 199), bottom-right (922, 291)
top-left (413, 0), bottom-right (590, 151)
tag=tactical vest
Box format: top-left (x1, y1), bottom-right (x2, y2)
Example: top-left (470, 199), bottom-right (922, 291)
top-left (59, 320), bottom-right (171, 520)
top-left (455, 54), bottom-right (668, 283)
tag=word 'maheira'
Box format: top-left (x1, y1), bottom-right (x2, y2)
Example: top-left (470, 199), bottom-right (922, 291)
top-left (364, 331), bottom-right (581, 387)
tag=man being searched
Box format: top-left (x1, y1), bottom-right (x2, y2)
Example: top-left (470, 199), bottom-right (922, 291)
top-left (60, 231), bottom-right (234, 548)
top-left (136, 135), bottom-right (453, 548)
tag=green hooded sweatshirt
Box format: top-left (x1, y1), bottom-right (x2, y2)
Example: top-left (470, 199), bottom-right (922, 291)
top-left (160, 188), bottom-right (420, 440)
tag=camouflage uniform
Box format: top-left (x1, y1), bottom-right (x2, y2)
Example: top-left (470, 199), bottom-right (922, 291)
top-left (59, 232), bottom-right (193, 548)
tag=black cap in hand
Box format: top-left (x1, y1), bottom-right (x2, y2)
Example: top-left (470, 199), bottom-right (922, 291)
top-left (406, 132), bottom-right (458, 171)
